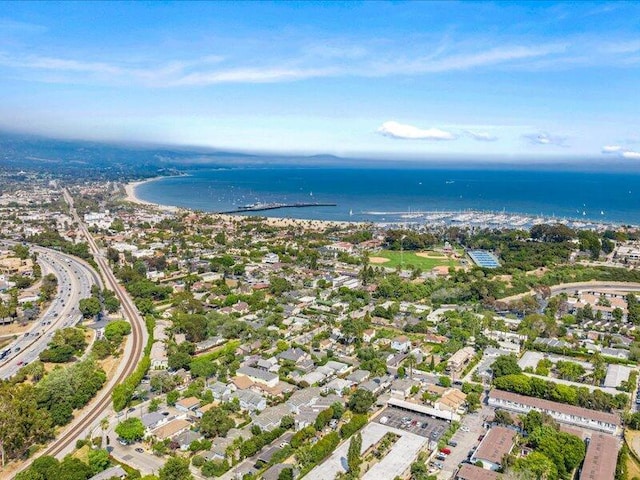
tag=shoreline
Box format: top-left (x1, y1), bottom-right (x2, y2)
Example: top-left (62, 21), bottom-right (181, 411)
top-left (123, 177), bottom-right (631, 231)
top-left (123, 177), bottom-right (182, 212)
top-left (123, 177), bottom-right (362, 229)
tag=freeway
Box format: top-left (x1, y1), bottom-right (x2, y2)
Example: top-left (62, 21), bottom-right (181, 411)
top-left (35, 190), bottom-right (148, 459)
top-left (0, 244), bottom-right (101, 379)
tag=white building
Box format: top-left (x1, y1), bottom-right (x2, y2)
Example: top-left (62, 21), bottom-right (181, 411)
top-left (488, 389), bottom-right (621, 434)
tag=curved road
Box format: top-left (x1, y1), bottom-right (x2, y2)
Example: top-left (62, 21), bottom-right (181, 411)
top-left (0, 246), bottom-right (101, 379)
top-left (15, 190), bottom-right (148, 473)
top-left (501, 280), bottom-right (640, 303)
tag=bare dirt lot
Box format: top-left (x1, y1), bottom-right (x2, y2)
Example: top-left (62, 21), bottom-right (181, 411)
top-left (369, 257), bottom-right (390, 264)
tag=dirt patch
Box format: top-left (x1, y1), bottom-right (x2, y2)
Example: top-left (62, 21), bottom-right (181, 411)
top-left (369, 257), bottom-right (390, 264)
top-left (0, 322), bottom-right (30, 336)
top-left (415, 252), bottom-right (447, 259)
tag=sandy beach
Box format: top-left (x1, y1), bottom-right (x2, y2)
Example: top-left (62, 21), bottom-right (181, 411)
top-left (123, 178), bottom-right (181, 212)
top-left (123, 178), bottom-right (365, 230)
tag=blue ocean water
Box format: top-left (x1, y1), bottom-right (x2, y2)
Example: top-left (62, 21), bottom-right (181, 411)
top-left (134, 167), bottom-right (640, 225)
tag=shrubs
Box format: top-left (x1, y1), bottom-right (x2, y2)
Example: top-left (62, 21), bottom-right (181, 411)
top-left (340, 414), bottom-right (368, 438)
top-left (493, 375), bottom-right (628, 412)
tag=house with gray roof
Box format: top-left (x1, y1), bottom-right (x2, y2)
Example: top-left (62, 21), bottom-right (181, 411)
top-left (232, 389), bottom-right (267, 412)
top-left (141, 411), bottom-right (172, 433)
top-left (236, 366), bottom-right (279, 388)
top-left (253, 404), bottom-right (290, 432)
top-left (176, 430), bottom-right (203, 451)
top-left (346, 369), bottom-right (370, 384)
top-left (89, 466), bottom-right (127, 480)
top-left (277, 347), bottom-right (310, 364)
top-left (208, 381), bottom-right (234, 401)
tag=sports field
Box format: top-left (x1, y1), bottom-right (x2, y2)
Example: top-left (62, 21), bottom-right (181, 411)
top-left (369, 250), bottom-right (457, 270)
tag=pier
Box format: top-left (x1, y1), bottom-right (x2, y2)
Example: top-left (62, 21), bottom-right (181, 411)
top-left (218, 202), bottom-right (337, 214)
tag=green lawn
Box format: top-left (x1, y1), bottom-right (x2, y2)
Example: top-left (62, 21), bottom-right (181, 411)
top-left (372, 250), bottom-right (457, 270)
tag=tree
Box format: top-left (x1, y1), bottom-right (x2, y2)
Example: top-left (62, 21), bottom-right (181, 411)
top-left (200, 408), bottom-right (234, 438)
top-left (104, 320), bottom-right (131, 343)
top-left (490, 355), bottom-right (522, 378)
top-left (166, 390), bottom-right (179, 406)
top-left (555, 361), bottom-right (585, 382)
top-left (278, 468), bottom-right (294, 480)
top-left (348, 389), bottom-right (375, 414)
top-left (159, 457), bottom-right (193, 480)
top-left (466, 392), bottom-right (480, 413)
top-left (40, 274), bottom-right (58, 302)
top-left (115, 418), bottom-right (145, 443)
top-left (347, 432), bottom-right (362, 475)
top-left (79, 297), bottom-right (101, 318)
top-left (439, 376), bottom-right (452, 387)
top-left (280, 415), bottom-right (295, 430)
top-left (513, 451), bottom-right (558, 480)
top-left (88, 449), bottom-right (110, 475)
top-left (57, 457), bottom-right (92, 480)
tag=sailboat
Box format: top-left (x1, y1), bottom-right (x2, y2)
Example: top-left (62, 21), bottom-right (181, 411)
top-left (349, 209), bottom-right (353, 216)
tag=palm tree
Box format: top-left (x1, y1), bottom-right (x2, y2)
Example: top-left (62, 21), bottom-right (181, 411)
top-left (100, 416), bottom-right (109, 444)
top-left (406, 354), bottom-right (417, 379)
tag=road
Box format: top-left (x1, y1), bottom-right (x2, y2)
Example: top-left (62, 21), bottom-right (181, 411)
top-left (0, 245), bottom-right (100, 379)
top-left (500, 280), bottom-right (640, 303)
top-left (15, 189), bottom-right (149, 471)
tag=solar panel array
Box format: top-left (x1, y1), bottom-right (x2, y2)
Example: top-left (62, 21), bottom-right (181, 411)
top-left (468, 250), bottom-right (501, 268)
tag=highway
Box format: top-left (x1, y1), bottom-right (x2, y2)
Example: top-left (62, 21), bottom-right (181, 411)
top-left (35, 189), bottom-right (148, 459)
top-left (0, 244), bottom-right (101, 379)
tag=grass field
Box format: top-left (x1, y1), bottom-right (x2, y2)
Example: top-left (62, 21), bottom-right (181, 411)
top-left (372, 250), bottom-right (457, 270)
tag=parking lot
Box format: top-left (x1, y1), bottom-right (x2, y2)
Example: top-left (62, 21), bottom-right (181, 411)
top-left (374, 406), bottom-right (450, 440)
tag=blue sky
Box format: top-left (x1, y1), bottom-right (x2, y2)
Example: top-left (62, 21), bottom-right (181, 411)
top-left (1, 1), bottom-right (640, 160)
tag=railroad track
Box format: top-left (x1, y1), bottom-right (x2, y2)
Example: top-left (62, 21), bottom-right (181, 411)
top-left (33, 191), bottom-right (147, 459)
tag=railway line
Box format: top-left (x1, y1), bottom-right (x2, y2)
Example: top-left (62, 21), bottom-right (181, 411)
top-left (22, 190), bottom-right (148, 463)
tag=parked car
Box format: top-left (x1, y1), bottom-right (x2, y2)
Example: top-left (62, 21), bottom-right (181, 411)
top-left (440, 448), bottom-right (451, 455)
top-left (448, 440), bottom-right (458, 447)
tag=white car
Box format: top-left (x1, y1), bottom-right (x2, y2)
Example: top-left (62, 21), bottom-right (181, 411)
top-left (460, 426), bottom-right (470, 432)
top-left (379, 416), bottom-right (388, 424)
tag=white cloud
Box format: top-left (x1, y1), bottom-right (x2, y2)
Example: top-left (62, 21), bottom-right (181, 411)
top-left (600, 145), bottom-right (640, 159)
top-left (602, 145), bottom-right (624, 153)
top-left (377, 121), bottom-right (456, 141)
top-left (524, 132), bottom-right (567, 146)
top-left (466, 131), bottom-right (498, 142)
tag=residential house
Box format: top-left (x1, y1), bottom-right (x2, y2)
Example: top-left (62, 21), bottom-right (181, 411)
top-left (470, 426), bottom-right (516, 471)
top-left (236, 366), bottom-right (279, 388)
top-left (447, 346), bottom-right (475, 378)
top-left (89, 466), bottom-right (127, 480)
top-left (456, 464), bottom-right (501, 480)
top-left (391, 335), bottom-right (411, 353)
top-left (151, 418), bottom-right (191, 441)
top-left (579, 433), bottom-right (619, 480)
top-left (175, 397), bottom-right (200, 414)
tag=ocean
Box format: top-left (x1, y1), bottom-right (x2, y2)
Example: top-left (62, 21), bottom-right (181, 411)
top-left (134, 166), bottom-right (640, 226)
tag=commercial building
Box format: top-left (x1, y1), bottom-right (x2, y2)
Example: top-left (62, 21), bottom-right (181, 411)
top-left (488, 389), bottom-right (621, 434)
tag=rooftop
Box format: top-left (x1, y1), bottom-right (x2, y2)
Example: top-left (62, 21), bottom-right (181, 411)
top-left (580, 433), bottom-right (619, 480)
top-left (473, 426), bottom-right (516, 465)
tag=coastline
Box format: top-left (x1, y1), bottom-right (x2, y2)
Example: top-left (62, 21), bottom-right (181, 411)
top-left (123, 177), bottom-right (361, 229)
top-left (123, 174), bottom-right (630, 230)
top-left (123, 177), bottom-right (182, 212)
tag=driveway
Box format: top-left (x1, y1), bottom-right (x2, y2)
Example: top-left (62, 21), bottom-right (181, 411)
top-left (437, 404), bottom-right (492, 479)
